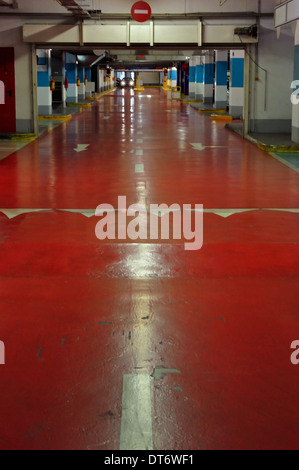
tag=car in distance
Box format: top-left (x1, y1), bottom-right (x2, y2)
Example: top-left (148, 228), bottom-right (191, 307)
top-left (118, 78), bottom-right (135, 88)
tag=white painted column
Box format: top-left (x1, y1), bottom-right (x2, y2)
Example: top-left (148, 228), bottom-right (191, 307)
top-left (61, 51), bottom-right (67, 108)
top-left (203, 53), bottom-right (214, 104)
top-left (167, 68), bottom-right (171, 88)
top-left (229, 50), bottom-right (244, 118)
top-left (215, 50), bottom-right (228, 109)
top-left (66, 52), bottom-right (78, 104)
top-left (78, 66), bottom-right (85, 101)
top-left (189, 57), bottom-right (196, 99)
top-left (195, 56), bottom-right (204, 101)
top-left (37, 49), bottom-right (52, 115)
top-left (292, 20), bottom-right (299, 143)
top-left (171, 67), bottom-right (177, 88)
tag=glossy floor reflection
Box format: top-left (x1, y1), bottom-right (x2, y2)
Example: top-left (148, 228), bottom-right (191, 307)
top-left (0, 88), bottom-right (298, 450)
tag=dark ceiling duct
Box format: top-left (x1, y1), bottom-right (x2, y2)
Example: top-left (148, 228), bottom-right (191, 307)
top-left (55, 0), bottom-right (90, 18)
top-left (0, 0), bottom-right (18, 7)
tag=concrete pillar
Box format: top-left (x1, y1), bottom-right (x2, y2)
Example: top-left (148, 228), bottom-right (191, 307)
top-left (61, 52), bottom-right (67, 108)
top-left (86, 68), bottom-right (91, 82)
top-left (98, 68), bottom-right (102, 92)
top-left (189, 58), bottom-right (196, 99)
top-left (292, 20), bottom-right (299, 143)
top-left (167, 68), bottom-right (171, 88)
top-left (215, 50), bottom-right (228, 109)
top-left (180, 65), bottom-right (188, 96)
top-left (229, 50), bottom-right (244, 118)
top-left (195, 56), bottom-right (203, 101)
top-left (111, 69), bottom-right (115, 88)
top-left (103, 70), bottom-right (106, 91)
top-left (15, 43), bottom-right (36, 133)
top-left (85, 68), bottom-right (93, 97)
top-left (78, 66), bottom-right (85, 102)
top-left (100, 69), bottom-right (105, 92)
top-left (66, 53), bottom-right (78, 103)
top-left (203, 53), bottom-right (214, 104)
top-left (171, 67), bottom-right (177, 88)
top-left (37, 49), bottom-right (52, 115)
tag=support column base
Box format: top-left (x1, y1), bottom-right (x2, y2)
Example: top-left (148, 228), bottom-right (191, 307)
top-left (292, 126), bottom-right (299, 143)
top-left (214, 101), bottom-right (227, 109)
top-left (38, 105), bottom-right (52, 116)
top-left (67, 97), bottom-right (78, 104)
top-left (203, 97), bottom-right (213, 104)
top-left (250, 119), bottom-right (291, 133)
top-left (229, 106), bottom-right (243, 118)
top-left (16, 119), bottom-right (35, 133)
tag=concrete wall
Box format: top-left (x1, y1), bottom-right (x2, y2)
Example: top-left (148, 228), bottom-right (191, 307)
top-left (0, 24), bottom-right (35, 133)
top-left (292, 20), bottom-right (299, 143)
top-left (248, 19), bottom-right (294, 134)
top-left (139, 71), bottom-right (160, 85)
top-left (98, 68), bottom-right (105, 92)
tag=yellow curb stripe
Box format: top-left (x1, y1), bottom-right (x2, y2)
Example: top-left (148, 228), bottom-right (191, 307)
top-left (210, 114), bottom-right (233, 122)
top-left (183, 100), bottom-right (203, 103)
top-left (10, 134), bottom-right (36, 141)
top-left (199, 108), bottom-right (226, 113)
top-left (67, 103), bottom-right (92, 108)
top-left (94, 87), bottom-right (118, 100)
top-left (258, 142), bottom-right (299, 153)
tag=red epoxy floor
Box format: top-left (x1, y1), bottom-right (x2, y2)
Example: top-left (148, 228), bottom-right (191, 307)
top-left (0, 88), bottom-right (299, 450)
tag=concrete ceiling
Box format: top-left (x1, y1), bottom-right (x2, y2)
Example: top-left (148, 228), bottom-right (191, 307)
top-left (70, 48), bottom-right (188, 69)
top-left (0, 0), bottom-right (275, 69)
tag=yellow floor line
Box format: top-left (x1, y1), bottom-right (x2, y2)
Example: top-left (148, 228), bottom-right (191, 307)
top-left (38, 115), bottom-right (72, 121)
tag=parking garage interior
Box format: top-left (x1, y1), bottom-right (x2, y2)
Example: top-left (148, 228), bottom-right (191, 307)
top-left (0, 0), bottom-right (298, 452)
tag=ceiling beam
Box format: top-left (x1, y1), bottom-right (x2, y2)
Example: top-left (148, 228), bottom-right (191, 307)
top-left (0, 10), bottom-right (273, 19)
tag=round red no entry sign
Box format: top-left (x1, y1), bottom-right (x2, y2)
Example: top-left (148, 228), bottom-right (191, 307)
top-left (131, 1), bottom-right (152, 22)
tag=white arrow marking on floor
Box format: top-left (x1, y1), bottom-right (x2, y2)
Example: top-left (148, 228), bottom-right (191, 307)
top-left (149, 208), bottom-right (256, 218)
top-left (58, 209), bottom-right (95, 218)
top-left (265, 208), bottom-right (299, 213)
top-left (136, 149), bottom-right (143, 156)
top-left (74, 144), bottom-right (90, 153)
top-left (0, 209), bottom-right (48, 219)
top-left (1, 208), bottom-right (298, 221)
top-left (119, 374), bottom-right (153, 451)
top-left (205, 209), bottom-right (256, 218)
top-left (190, 143), bottom-right (228, 151)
